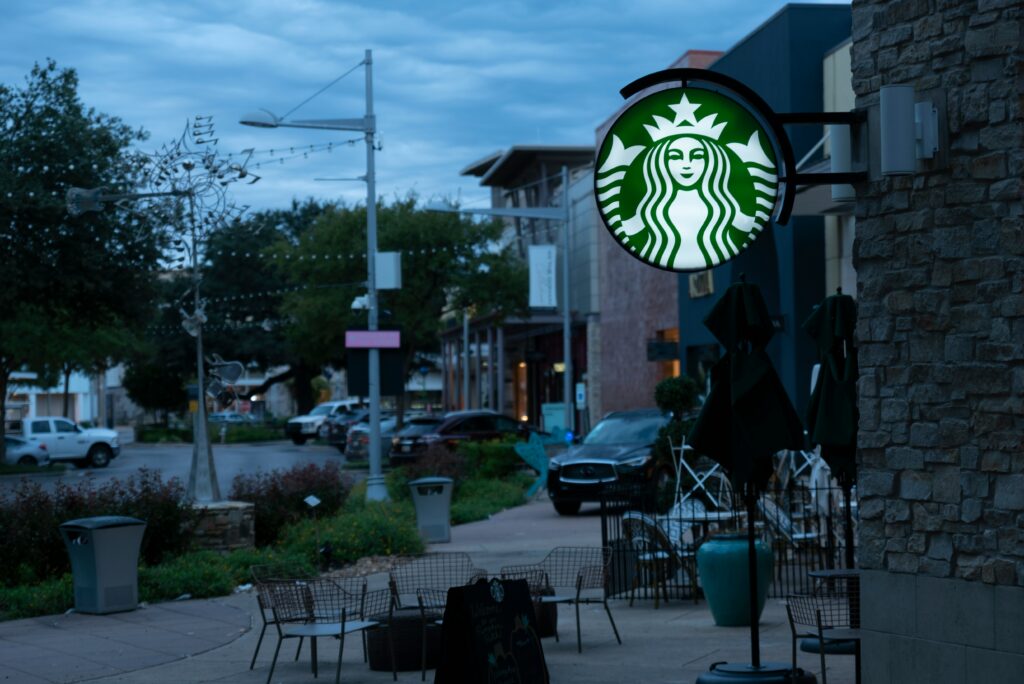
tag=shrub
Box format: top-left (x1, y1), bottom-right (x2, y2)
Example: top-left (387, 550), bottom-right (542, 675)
top-left (136, 426), bottom-right (191, 443)
top-left (279, 502), bottom-right (424, 567)
top-left (218, 424), bottom-right (283, 443)
top-left (450, 475), bottom-right (530, 525)
top-left (458, 440), bottom-right (523, 479)
top-left (654, 375), bottom-right (700, 416)
top-left (139, 551), bottom-right (237, 601)
top-left (0, 574), bottom-right (73, 620)
top-left (403, 444), bottom-right (468, 482)
top-left (229, 462), bottom-right (352, 546)
top-left (0, 469), bottom-right (199, 587)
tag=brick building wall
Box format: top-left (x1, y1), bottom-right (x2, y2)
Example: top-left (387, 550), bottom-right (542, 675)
top-left (851, 0), bottom-right (1024, 681)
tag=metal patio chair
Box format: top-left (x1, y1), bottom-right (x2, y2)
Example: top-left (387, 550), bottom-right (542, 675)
top-left (621, 511), bottom-right (698, 608)
top-left (260, 577), bottom-right (382, 684)
top-left (785, 592), bottom-right (861, 684)
top-left (501, 546), bottom-right (621, 653)
top-left (249, 563), bottom-right (316, 670)
top-left (388, 552), bottom-right (487, 609)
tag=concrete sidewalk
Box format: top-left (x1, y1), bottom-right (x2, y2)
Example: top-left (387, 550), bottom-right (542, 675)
top-left (0, 498), bottom-right (855, 683)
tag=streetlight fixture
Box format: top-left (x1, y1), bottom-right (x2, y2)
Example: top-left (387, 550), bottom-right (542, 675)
top-left (241, 49), bottom-right (388, 501)
top-left (427, 165), bottom-right (575, 433)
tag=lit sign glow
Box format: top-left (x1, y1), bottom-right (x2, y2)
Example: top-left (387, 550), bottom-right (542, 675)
top-left (596, 88), bottom-right (780, 272)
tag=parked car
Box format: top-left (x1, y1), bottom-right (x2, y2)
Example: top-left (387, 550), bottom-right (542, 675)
top-left (323, 409), bottom-right (371, 453)
top-left (546, 409), bottom-right (672, 515)
top-left (208, 411), bottom-right (256, 424)
top-left (345, 415), bottom-right (401, 461)
top-left (284, 399), bottom-right (365, 445)
top-left (389, 410), bottom-right (531, 463)
top-left (16, 416), bottom-right (120, 468)
top-left (3, 436), bottom-right (50, 467)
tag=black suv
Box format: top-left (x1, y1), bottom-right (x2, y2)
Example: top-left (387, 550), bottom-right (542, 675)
top-left (390, 410), bottom-right (530, 463)
top-left (547, 409), bottom-right (671, 515)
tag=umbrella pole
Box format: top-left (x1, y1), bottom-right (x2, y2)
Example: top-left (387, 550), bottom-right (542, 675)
top-left (843, 483), bottom-right (855, 569)
top-left (745, 490), bottom-right (760, 668)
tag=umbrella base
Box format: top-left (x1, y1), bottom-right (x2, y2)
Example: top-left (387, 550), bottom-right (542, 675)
top-left (696, 661), bottom-right (816, 683)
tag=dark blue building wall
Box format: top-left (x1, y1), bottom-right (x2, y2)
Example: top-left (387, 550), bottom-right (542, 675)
top-left (677, 3), bottom-right (851, 418)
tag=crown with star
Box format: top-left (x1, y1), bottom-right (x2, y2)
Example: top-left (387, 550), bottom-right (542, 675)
top-left (643, 93), bottom-right (727, 142)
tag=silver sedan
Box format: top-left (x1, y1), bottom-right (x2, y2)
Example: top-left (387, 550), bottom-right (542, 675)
top-left (4, 435), bottom-right (51, 466)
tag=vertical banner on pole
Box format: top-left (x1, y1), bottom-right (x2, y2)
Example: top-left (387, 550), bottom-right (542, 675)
top-left (528, 245), bottom-right (558, 309)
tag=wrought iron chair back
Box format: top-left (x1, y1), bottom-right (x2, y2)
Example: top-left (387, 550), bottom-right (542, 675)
top-left (785, 592), bottom-right (859, 684)
top-left (389, 552), bottom-right (487, 607)
top-left (500, 546), bottom-right (620, 653)
top-left (249, 565), bottom-right (318, 672)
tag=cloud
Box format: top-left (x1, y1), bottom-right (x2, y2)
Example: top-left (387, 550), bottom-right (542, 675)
top-left (2, 0), bottom-right (849, 214)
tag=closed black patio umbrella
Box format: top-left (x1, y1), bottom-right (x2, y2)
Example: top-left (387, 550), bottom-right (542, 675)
top-left (690, 277), bottom-right (805, 681)
top-left (803, 288), bottom-right (859, 568)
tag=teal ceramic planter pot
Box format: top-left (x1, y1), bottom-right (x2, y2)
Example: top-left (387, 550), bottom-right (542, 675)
top-left (697, 533), bottom-right (773, 626)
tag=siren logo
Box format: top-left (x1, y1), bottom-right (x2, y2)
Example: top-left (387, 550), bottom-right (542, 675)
top-left (596, 89), bottom-right (780, 272)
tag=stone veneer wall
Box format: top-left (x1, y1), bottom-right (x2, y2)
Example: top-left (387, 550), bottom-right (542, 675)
top-left (192, 501), bottom-right (255, 552)
top-left (851, 0), bottom-right (1024, 681)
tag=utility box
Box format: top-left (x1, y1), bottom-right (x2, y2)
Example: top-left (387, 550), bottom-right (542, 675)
top-left (60, 516), bottom-right (146, 614)
top-left (408, 477), bottom-right (453, 543)
top-left (541, 402), bottom-right (567, 434)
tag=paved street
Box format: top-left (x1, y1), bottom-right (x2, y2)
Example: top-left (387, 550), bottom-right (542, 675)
top-left (0, 441), bottom-right (358, 494)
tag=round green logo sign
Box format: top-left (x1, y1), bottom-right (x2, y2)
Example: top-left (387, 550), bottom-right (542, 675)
top-left (596, 88), bottom-right (780, 272)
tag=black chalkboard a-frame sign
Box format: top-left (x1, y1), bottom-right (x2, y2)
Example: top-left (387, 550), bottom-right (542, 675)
top-left (435, 578), bottom-right (549, 684)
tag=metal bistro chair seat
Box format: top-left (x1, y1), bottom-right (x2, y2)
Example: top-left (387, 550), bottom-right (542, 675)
top-left (785, 591), bottom-right (861, 684)
top-left (260, 578), bottom-right (395, 684)
top-left (501, 546), bottom-right (621, 653)
top-left (249, 563), bottom-right (319, 671)
top-left (388, 553), bottom-right (487, 681)
top-left (621, 511), bottom-right (698, 608)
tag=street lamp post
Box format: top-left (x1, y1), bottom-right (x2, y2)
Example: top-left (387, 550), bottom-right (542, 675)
top-left (241, 49), bottom-right (388, 501)
top-left (427, 165), bottom-right (574, 432)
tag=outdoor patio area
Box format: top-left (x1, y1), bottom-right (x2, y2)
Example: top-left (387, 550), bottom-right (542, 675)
top-left (0, 498), bottom-right (857, 684)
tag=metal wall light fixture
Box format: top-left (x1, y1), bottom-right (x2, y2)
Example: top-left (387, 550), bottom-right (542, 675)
top-left (880, 84), bottom-right (939, 175)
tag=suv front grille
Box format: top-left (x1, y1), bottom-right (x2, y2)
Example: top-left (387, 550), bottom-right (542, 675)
top-left (560, 462), bottom-right (617, 483)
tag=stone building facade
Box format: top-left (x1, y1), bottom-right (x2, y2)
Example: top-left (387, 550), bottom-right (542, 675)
top-left (851, 0), bottom-right (1024, 681)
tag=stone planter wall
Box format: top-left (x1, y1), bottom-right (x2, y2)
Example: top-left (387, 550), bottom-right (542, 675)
top-left (191, 500), bottom-right (255, 552)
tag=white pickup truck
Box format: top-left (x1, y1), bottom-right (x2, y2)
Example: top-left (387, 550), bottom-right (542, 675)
top-left (18, 416), bottom-right (121, 468)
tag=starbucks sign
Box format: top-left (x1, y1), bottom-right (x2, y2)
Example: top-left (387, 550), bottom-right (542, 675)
top-left (596, 87), bottom-right (781, 272)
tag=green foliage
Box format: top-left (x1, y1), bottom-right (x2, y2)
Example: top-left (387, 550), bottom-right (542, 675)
top-left (0, 462), bottom-right (69, 476)
top-left (457, 440), bottom-right (523, 479)
top-left (229, 462), bottom-right (351, 547)
top-left (396, 444), bottom-right (469, 486)
top-left (654, 375), bottom-right (700, 417)
top-left (278, 502), bottom-right (424, 566)
top-left (0, 469), bottom-right (199, 586)
top-left (0, 60), bottom-right (162, 457)
top-left (652, 417), bottom-right (697, 471)
top-left (139, 552), bottom-right (237, 601)
top-left (0, 574), bottom-right (73, 620)
top-left (450, 475), bottom-right (530, 525)
top-left (274, 196), bottom-right (527, 384)
top-left (136, 425), bottom-right (191, 443)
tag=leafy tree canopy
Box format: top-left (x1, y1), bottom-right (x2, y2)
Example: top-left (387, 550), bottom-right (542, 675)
top-left (0, 60), bottom-right (162, 448)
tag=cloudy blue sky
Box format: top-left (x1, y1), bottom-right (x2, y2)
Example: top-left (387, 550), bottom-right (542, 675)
top-left (2, 1), bottom-right (846, 213)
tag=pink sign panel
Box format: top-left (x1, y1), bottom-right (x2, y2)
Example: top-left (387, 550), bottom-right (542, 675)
top-left (345, 330), bottom-right (401, 349)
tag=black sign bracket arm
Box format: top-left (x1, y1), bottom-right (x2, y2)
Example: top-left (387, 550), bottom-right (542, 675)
top-left (775, 110), bottom-right (869, 187)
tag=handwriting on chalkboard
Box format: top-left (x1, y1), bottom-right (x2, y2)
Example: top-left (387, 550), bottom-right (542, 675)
top-left (436, 579), bottom-right (549, 684)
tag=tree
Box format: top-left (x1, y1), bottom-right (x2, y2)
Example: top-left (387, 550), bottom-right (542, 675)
top-left (0, 60), bottom-right (161, 454)
top-left (275, 195), bottom-right (528, 409)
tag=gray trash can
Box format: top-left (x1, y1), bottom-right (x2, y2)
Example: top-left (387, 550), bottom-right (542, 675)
top-left (60, 516), bottom-right (146, 614)
top-left (408, 477), bottom-right (453, 543)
